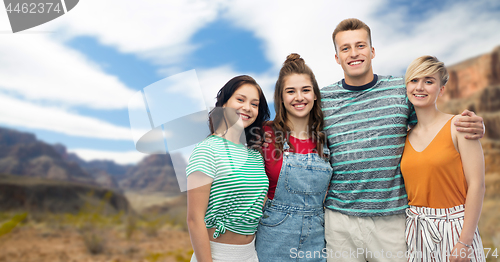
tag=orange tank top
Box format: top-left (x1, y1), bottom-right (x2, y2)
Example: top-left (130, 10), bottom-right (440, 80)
top-left (401, 117), bottom-right (468, 208)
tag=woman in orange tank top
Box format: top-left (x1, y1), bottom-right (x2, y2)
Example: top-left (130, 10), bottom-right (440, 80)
top-left (401, 56), bottom-right (485, 262)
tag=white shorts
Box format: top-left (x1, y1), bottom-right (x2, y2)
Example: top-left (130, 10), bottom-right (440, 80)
top-left (325, 209), bottom-right (407, 262)
top-left (190, 237), bottom-right (258, 262)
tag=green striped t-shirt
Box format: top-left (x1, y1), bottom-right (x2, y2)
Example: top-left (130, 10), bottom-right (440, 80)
top-left (321, 75), bottom-right (417, 217)
top-left (186, 135), bottom-right (268, 238)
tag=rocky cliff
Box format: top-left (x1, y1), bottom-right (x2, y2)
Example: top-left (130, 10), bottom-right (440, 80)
top-left (0, 128), bottom-right (94, 184)
top-left (119, 154), bottom-right (183, 195)
top-left (0, 127), bottom-right (185, 194)
top-left (0, 128), bottom-right (132, 213)
top-left (437, 46), bottom-right (500, 180)
top-left (53, 144), bottom-right (126, 190)
top-left (0, 174), bottom-right (130, 214)
top-left (438, 46), bottom-right (500, 140)
top-left (436, 45), bottom-right (500, 248)
top-left (440, 46), bottom-right (500, 102)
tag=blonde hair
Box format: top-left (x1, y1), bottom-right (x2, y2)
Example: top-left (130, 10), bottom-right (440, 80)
top-left (332, 18), bottom-right (372, 52)
top-left (405, 55), bottom-right (449, 87)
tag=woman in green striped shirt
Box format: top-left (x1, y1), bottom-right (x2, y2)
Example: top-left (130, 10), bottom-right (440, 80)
top-left (186, 75), bottom-right (270, 262)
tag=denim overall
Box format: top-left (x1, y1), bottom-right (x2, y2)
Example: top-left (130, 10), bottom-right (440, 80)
top-left (256, 140), bottom-right (333, 261)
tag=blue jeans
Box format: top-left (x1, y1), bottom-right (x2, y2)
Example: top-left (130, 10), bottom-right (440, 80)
top-left (256, 141), bottom-right (333, 261)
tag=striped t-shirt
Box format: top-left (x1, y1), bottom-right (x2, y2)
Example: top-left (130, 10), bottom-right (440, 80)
top-left (321, 75), bottom-right (417, 217)
top-left (185, 135), bottom-right (269, 238)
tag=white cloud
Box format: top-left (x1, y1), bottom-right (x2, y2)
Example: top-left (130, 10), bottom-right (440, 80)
top-left (46, 0), bottom-right (227, 66)
top-left (370, 0), bottom-right (500, 77)
top-left (156, 69), bottom-right (206, 111)
top-left (3, 0), bottom-right (500, 93)
top-left (68, 148), bottom-right (146, 165)
top-left (221, 0), bottom-right (386, 87)
top-left (0, 94), bottom-right (133, 140)
top-left (0, 0), bottom-right (237, 145)
top-left (0, 3), bottom-right (13, 31)
top-left (0, 34), bottom-right (137, 109)
top-left (220, 0), bottom-right (500, 87)
top-left (196, 65), bottom-right (244, 108)
top-left (1, 0), bottom-right (499, 145)
top-left (0, 0), bottom-right (230, 112)
top-left (194, 65), bottom-right (276, 109)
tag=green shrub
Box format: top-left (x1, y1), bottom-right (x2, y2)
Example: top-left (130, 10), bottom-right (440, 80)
top-left (0, 212), bottom-right (27, 238)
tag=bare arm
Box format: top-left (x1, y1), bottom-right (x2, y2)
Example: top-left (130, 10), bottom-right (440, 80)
top-left (186, 172), bottom-right (214, 262)
top-left (450, 128), bottom-right (485, 262)
top-left (454, 110), bottom-right (485, 140)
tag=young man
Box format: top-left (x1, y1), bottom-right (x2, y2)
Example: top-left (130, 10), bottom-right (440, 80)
top-left (321, 18), bottom-right (484, 262)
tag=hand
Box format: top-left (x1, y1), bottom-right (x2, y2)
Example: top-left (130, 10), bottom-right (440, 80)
top-left (249, 134), bottom-right (263, 150)
top-left (454, 110), bottom-right (485, 139)
top-left (249, 131), bottom-right (273, 150)
top-left (262, 131), bottom-right (272, 148)
top-left (449, 242), bottom-right (473, 262)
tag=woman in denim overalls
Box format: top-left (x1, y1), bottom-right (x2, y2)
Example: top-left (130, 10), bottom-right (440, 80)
top-left (256, 53), bottom-right (333, 261)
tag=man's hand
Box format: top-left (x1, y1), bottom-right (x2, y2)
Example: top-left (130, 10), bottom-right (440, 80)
top-left (454, 110), bottom-right (485, 140)
top-left (249, 134), bottom-right (263, 150)
top-left (262, 131), bottom-right (272, 148)
top-left (249, 130), bottom-right (272, 150)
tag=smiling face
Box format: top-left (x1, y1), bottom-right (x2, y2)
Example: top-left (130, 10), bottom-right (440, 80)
top-left (222, 83), bottom-right (260, 129)
top-left (282, 74), bottom-right (316, 121)
top-left (334, 29), bottom-right (375, 86)
top-left (406, 72), bottom-right (445, 108)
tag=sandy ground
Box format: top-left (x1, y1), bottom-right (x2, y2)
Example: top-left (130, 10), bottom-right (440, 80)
top-left (0, 225), bottom-right (193, 262)
top-left (124, 192), bottom-right (181, 213)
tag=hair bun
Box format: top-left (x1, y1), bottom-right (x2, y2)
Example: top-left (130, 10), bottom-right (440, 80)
top-left (285, 53), bottom-right (303, 64)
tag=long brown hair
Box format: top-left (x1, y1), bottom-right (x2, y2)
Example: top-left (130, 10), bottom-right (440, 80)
top-left (272, 53), bottom-right (325, 158)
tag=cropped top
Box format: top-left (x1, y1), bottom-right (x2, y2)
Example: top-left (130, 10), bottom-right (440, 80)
top-left (186, 135), bottom-right (269, 238)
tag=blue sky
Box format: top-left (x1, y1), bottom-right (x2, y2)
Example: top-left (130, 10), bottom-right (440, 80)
top-left (0, 0), bottom-right (499, 164)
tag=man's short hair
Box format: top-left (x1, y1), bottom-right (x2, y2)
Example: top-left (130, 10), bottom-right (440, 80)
top-left (405, 55), bottom-right (449, 87)
top-left (332, 18), bottom-right (372, 53)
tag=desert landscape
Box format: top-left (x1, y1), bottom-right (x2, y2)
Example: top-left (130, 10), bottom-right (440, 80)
top-left (0, 174), bottom-right (192, 262)
top-left (0, 128), bottom-right (192, 262)
top-left (1, 46), bottom-right (500, 261)
top-left (437, 46), bottom-right (500, 261)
